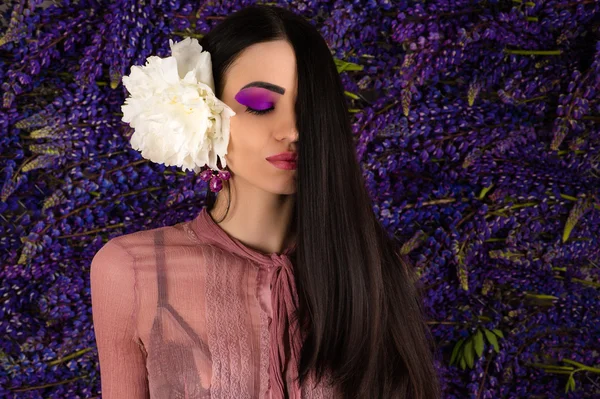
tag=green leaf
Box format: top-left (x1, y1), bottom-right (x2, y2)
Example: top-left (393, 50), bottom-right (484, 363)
top-left (474, 330), bottom-right (485, 357)
top-left (563, 197), bottom-right (594, 243)
top-left (484, 328), bottom-right (499, 353)
top-left (334, 58), bottom-right (364, 73)
top-left (530, 362), bottom-right (574, 372)
top-left (525, 293), bottom-right (559, 300)
top-left (450, 338), bottom-right (465, 366)
top-left (565, 374), bottom-right (576, 393)
top-left (463, 339), bottom-right (474, 368)
top-left (492, 329), bottom-right (504, 338)
top-left (343, 91), bottom-right (360, 100)
top-left (478, 184), bottom-right (494, 200)
top-left (460, 355), bottom-right (466, 370)
top-left (562, 359), bottom-right (588, 369)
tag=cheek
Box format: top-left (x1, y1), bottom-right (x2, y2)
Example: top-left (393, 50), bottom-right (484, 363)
top-left (227, 117), bottom-right (269, 167)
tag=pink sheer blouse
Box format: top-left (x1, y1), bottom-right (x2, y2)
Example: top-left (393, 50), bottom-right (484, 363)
top-left (90, 207), bottom-right (338, 398)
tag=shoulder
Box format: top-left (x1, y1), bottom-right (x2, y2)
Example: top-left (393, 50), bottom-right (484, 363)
top-left (91, 221), bottom-right (218, 272)
top-left (90, 237), bottom-right (136, 287)
top-left (95, 220), bottom-right (200, 257)
top-left (91, 236), bottom-right (133, 264)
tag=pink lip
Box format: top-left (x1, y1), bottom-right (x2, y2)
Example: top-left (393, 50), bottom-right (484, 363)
top-left (268, 160), bottom-right (297, 170)
top-left (266, 152), bottom-right (297, 162)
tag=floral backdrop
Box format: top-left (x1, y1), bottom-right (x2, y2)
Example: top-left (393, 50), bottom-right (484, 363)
top-left (1, 0), bottom-right (599, 398)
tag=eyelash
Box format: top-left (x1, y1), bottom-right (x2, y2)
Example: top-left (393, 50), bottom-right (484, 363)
top-left (245, 106), bottom-right (275, 116)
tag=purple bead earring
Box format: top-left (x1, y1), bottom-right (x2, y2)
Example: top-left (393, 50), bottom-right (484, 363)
top-left (199, 165), bottom-right (231, 193)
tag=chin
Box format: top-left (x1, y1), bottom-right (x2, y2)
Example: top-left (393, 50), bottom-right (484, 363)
top-left (266, 180), bottom-right (297, 195)
top-left (273, 186), bottom-right (297, 195)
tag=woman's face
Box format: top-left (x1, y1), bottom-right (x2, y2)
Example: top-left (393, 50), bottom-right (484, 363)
top-left (220, 40), bottom-right (299, 195)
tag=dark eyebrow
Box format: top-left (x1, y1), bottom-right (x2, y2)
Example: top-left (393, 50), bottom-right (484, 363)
top-left (240, 81), bottom-right (285, 95)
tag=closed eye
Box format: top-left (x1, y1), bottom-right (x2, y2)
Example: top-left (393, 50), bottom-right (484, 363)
top-left (245, 106), bottom-right (275, 116)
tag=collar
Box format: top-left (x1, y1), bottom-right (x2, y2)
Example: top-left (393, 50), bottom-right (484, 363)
top-left (190, 207), bottom-right (298, 268)
top-left (190, 206), bottom-right (303, 398)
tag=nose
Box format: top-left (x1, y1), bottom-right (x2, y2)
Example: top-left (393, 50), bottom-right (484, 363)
top-left (277, 122), bottom-right (299, 143)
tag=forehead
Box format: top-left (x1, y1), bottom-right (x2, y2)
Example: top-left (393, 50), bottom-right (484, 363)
top-left (226, 40), bottom-right (298, 95)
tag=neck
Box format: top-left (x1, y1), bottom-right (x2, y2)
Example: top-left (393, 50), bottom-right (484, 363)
top-left (209, 179), bottom-right (296, 255)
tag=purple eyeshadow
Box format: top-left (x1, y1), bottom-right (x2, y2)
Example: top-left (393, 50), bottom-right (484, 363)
top-left (234, 87), bottom-right (276, 110)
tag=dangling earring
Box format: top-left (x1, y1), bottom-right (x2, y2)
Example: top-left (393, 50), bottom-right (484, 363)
top-left (199, 165), bottom-right (231, 193)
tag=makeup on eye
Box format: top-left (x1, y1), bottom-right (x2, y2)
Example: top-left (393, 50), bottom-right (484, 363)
top-left (234, 87), bottom-right (278, 111)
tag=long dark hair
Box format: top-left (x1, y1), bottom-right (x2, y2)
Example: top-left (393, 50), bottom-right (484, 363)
top-left (200, 5), bottom-right (440, 399)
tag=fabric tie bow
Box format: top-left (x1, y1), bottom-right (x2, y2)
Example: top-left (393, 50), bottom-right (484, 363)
top-left (268, 253), bottom-right (303, 399)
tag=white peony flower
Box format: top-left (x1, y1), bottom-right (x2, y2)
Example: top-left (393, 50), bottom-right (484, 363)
top-left (121, 37), bottom-right (236, 174)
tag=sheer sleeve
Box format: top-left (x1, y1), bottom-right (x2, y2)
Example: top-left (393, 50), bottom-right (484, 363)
top-left (90, 238), bottom-right (150, 399)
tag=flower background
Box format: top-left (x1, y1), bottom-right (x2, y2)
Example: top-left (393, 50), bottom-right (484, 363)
top-left (1, 0), bottom-right (599, 398)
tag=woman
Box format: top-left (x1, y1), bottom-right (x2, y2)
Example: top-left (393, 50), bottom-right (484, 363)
top-left (90, 4), bottom-right (440, 399)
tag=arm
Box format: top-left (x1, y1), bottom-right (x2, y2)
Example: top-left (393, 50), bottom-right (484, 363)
top-left (90, 238), bottom-right (149, 399)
